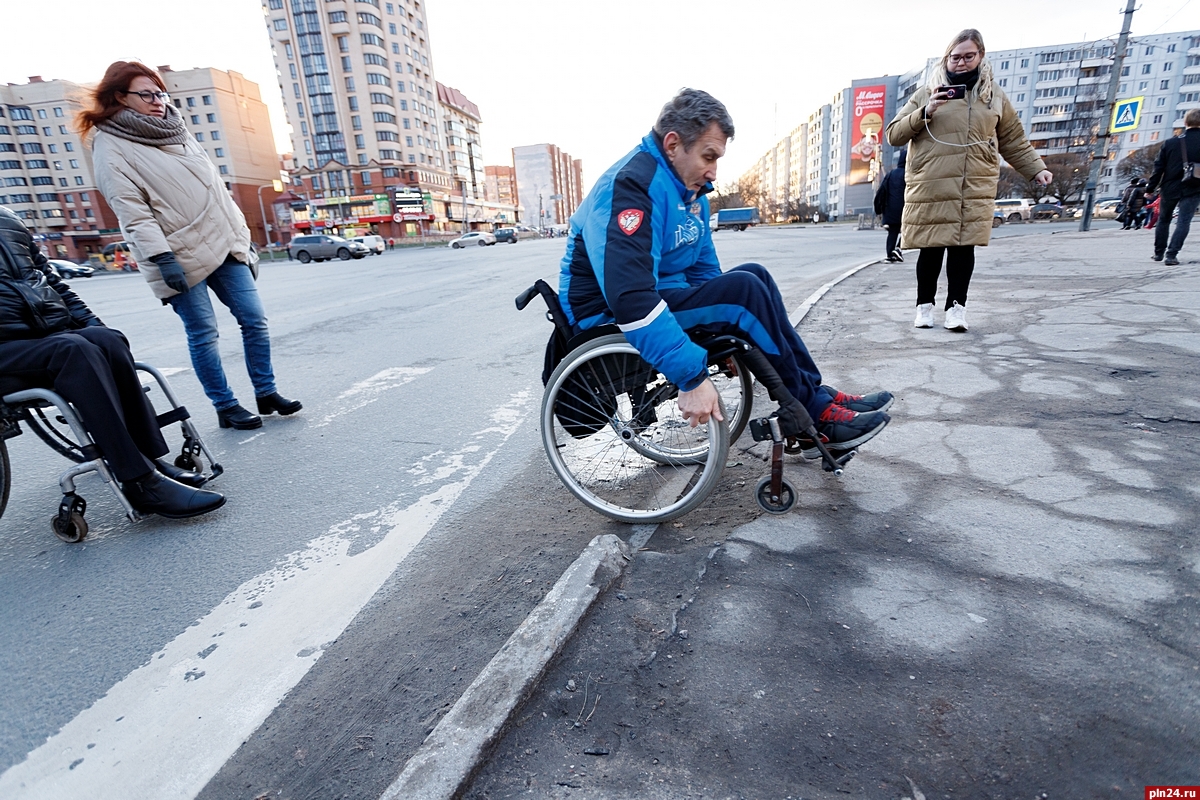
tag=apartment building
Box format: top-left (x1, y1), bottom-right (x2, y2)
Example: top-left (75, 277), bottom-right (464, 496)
top-left (483, 165), bottom-right (518, 208)
top-left (0, 77), bottom-right (122, 262)
top-left (162, 66), bottom-right (285, 245)
top-left (744, 123), bottom-right (807, 222)
top-left (745, 28), bottom-right (1200, 215)
top-left (263, 0), bottom-right (455, 236)
top-left (436, 83), bottom-right (517, 228)
top-left (511, 143), bottom-right (582, 228)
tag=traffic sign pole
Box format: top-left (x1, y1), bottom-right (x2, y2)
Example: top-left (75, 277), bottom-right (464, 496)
top-left (1080, 0), bottom-right (1137, 232)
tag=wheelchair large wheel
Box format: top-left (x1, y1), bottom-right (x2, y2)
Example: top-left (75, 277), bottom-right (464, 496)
top-left (0, 437), bottom-right (9, 520)
top-left (710, 354), bottom-right (752, 445)
top-left (541, 334), bottom-right (729, 524)
top-left (21, 406), bottom-right (86, 463)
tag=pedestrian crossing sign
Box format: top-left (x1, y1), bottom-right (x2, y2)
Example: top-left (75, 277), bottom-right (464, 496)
top-left (1110, 97), bottom-right (1144, 133)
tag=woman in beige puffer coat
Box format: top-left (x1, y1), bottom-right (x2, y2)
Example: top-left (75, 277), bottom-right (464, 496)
top-left (886, 29), bottom-right (1051, 332)
top-left (81, 61), bottom-right (301, 430)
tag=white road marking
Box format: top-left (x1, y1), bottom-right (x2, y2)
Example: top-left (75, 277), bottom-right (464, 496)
top-left (314, 366), bottom-right (434, 428)
top-left (0, 389), bottom-right (533, 800)
top-left (237, 432), bottom-right (266, 445)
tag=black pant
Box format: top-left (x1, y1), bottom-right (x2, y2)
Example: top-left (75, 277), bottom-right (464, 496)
top-left (885, 225), bottom-right (900, 257)
top-left (916, 246), bottom-right (975, 309)
top-left (0, 327), bottom-right (167, 481)
top-left (1154, 193), bottom-right (1200, 257)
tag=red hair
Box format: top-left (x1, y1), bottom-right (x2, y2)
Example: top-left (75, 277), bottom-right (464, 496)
top-left (76, 61), bottom-right (166, 138)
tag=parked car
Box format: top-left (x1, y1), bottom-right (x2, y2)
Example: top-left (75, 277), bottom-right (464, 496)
top-left (1031, 203), bottom-right (1063, 220)
top-left (992, 210), bottom-right (1005, 228)
top-left (994, 198), bottom-right (1034, 222)
top-left (47, 259), bottom-right (95, 279)
top-left (493, 228), bottom-right (519, 244)
top-left (1072, 200), bottom-right (1122, 219)
top-left (288, 234), bottom-right (369, 262)
top-left (350, 234), bottom-right (386, 255)
top-left (514, 225), bottom-right (541, 240)
top-left (448, 231), bottom-right (497, 248)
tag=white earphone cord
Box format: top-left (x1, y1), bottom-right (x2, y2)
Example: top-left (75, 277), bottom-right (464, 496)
top-left (922, 108), bottom-right (993, 148)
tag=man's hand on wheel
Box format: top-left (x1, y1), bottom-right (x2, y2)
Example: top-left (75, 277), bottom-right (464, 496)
top-left (678, 378), bottom-right (724, 428)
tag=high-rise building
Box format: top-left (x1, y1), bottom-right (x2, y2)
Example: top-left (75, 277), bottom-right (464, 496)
top-left (160, 66), bottom-right (285, 245)
top-left (512, 143), bottom-right (583, 229)
top-left (434, 82), bottom-right (517, 228)
top-left (263, 0), bottom-right (454, 236)
top-left (484, 165), bottom-right (518, 208)
top-left (0, 76), bottom-right (124, 262)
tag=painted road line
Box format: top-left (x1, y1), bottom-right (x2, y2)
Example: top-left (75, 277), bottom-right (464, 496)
top-left (314, 366), bottom-right (434, 428)
top-left (0, 390), bottom-right (533, 800)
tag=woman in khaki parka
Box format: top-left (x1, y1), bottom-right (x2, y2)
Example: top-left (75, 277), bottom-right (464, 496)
top-left (886, 29), bottom-right (1052, 332)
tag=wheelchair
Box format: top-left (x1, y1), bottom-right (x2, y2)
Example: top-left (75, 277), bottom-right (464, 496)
top-left (0, 362), bottom-right (222, 543)
top-left (516, 280), bottom-right (855, 524)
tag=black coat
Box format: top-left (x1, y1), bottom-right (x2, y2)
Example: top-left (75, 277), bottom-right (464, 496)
top-left (874, 162), bottom-right (906, 226)
top-left (1147, 128), bottom-right (1200, 200)
top-left (0, 206), bottom-right (100, 343)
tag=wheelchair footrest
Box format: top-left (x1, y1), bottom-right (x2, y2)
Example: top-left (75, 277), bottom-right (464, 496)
top-left (155, 406), bottom-right (190, 428)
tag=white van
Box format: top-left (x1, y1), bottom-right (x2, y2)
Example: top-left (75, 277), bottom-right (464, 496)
top-left (350, 234), bottom-right (386, 255)
top-left (994, 198), bottom-right (1034, 222)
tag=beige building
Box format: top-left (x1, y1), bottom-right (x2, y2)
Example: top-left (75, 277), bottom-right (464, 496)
top-left (160, 66), bottom-right (286, 245)
top-left (511, 143), bottom-right (583, 229)
top-left (263, 0), bottom-right (458, 237)
top-left (0, 76), bottom-right (122, 262)
top-left (436, 82), bottom-right (517, 228)
top-left (484, 165), bottom-right (518, 208)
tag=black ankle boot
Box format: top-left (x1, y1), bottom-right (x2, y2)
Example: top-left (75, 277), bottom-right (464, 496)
top-left (124, 473), bottom-right (225, 519)
top-left (154, 457), bottom-right (206, 488)
top-left (217, 404), bottom-right (262, 430)
top-left (256, 392), bottom-right (303, 416)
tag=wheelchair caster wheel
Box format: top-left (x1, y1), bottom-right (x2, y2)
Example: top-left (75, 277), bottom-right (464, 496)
top-left (52, 511), bottom-right (87, 543)
top-left (175, 452), bottom-right (200, 471)
top-left (755, 475), bottom-right (796, 515)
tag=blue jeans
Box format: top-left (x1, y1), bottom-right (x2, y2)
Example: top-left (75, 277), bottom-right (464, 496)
top-left (1164, 194), bottom-right (1200, 258)
top-left (168, 255), bottom-right (276, 411)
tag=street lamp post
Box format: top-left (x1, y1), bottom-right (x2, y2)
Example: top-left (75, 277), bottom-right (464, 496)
top-left (1080, 0), bottom-right (1137, 232)
top-left (538, 194), bottom-right (544, 235)
top-left (460, 180), bottom-right (469, 235)
top-left (256, 183), bottom-right (276, 249)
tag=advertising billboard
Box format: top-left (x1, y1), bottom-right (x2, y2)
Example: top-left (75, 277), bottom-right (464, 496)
top-left (849, 84), bottom-right (887, 185)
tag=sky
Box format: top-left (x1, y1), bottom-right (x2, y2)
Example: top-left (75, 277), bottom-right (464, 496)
top-left (4, 0), bottom-right (1200, 194)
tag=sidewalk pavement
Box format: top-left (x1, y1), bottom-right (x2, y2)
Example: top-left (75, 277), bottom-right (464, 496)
top-left (464, 228), bottom-right (1200, 799)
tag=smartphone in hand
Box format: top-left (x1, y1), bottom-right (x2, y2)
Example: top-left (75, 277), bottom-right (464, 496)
top-left (938, 84), bottom-right (968, 100)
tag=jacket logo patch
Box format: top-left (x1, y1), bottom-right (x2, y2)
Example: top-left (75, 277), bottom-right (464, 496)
top-left (617, 209), bottom-right (644, 235)
top-left (674, 217), bottom-right (700, 248)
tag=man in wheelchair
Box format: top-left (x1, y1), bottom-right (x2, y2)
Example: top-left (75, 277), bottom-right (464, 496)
top-left (557, 89), bottom-right (891, 456)
top-left (0, 206), bottom-right (224, 518)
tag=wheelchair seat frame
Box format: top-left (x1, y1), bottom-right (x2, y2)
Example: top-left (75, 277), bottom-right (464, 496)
top-left (0, 361), bottom-right (222, 543)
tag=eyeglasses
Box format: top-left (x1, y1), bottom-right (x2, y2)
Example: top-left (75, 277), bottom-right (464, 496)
top-left (123, 90), bottom-right (169, 103)
top-left (948, 52), bottom-right (980, 65)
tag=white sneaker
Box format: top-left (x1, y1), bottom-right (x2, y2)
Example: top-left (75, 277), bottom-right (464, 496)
top-left (944, 301), bottom-right (968, 332)
top-left (913, 303), bottom-right (934, 328)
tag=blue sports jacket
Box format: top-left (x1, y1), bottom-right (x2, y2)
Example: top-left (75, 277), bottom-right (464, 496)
top-left (558, 131), bottom-right (719, 392)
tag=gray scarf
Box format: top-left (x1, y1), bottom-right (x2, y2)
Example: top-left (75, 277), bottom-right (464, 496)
top-left (97, 104), bottom-right (188, 146)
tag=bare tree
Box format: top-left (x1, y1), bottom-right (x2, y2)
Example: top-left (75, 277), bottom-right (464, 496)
top-left (996, 166), bottom-right (1029, 200)
top-left (1117, 142), bottom-right (1164, 183)
top-left (707, 182), bottom-right (745, 212)
top-left (1040, 152), bottom-right (1091, 204)
top-left (736, 175), bottom-right (766, 216)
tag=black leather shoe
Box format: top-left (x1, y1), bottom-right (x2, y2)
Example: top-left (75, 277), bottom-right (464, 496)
top-left (256, 392), bottom-right (303, 416)
top-left (217, 404), bottom-right (262, 430)
top-left (124, 472), bottom-right (225, 519)
top-left (154, 458), bottom-right (206, 488)
top-left (1151, 253), bottom-right (1164, 261)
top-left (1165, 256), bottom-right (1180, 266)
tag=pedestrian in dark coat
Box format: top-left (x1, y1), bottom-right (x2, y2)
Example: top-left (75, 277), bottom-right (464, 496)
top-left (874, 150), bottom-right (906, 262)
top-left (1147, 108), bottom-right (1200, 264)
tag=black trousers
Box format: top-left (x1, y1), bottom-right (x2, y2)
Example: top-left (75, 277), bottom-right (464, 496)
top-left (885, 225), bottom-right (900, 257)
top-left (0, 327), bottom-right (167, 481)
top-left (916, 246), bottom-right (976, 309)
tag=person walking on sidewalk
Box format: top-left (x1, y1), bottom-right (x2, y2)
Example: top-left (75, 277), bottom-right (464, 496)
top-left (886, 29), bottom-right (1052, 332)
top-left (558, 89), bottom-right (892, 456)
top-left (1146, 108), bottom-right (1200, 265)
top-left (80, 62), bottom-right (302, 430)
top-left (873, 150), bottom-right (906, 262)
top-left (1119, 178), bottom-right (1146, 230)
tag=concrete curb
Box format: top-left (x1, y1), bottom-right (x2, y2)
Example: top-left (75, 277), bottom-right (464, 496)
top-left (788, 258), bottom-right (880, 328)
top-left (379, 534), bottom-right (631, 800)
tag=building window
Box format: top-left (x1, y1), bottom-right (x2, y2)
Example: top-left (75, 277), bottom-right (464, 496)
top-left (53, 161), bottom-right (62, 170)
top-left (329, 10), bottom-right (347, 22)
top-left (346, 77), bottom-right (356, 91)
top-left (1151, 131), bottom-right (1161, 141)
top-left (1154, 114), bottom-right (1164, 124)
top-left (373, 111), bottom-right (396, 123)
top-left (68, 159), bottom-right (78, 168)
top-left (1121, 66), bottom-right (1130, 76)
top-left (186, 97), bottom-right (196, 109)
top-left (1142, 64), bottom-right (1153, 74)
top-left (392, 43), bottom-right (400, 54)
top-left (1169, 43), bottom-right (1177, 53)
top-left (352, 115), bottom-right (362, 130)
top-left (1130, 133), bottom-right (1139, 142)
top-left (63, 142), bottom-right (73, 152)
top-left (338, 36), bottom-right (349, 52)
top-left (399, 99), bottom-right (408, 110)
top-left (1158, 97), bottom-right (1166, 106)
top-left (361, 33), bottom-right (385, 48)
top-left (409, 154), bottom-right (415, 163)
top-left (358, 153), bottom-right (368, 165)
top-left (53, 107), bottom-right (63, 118)
top-left (389, 22), bottom-right (397, 34)
top-left (405, 135), bottom-right (413, 146)
top-left (218, 165), bottom-right (228, 175)
top-left (195, 132), bottom-right (204, 141)
top-left (269, 0), bottom-right (283, 7)
top-left (190, 114), bottom-right (200, 124)
top-left (358, 12), bottom-right (382, 27)
top-left (214, 148), bottom-right (224, 157)
top-left (1138, 81), bottom-right (1149, 90)
top-left (20, 143), bottom-right (43, 154)
top-left (360, 171), bottom-right (370, 184)
top-left (273, 18), bottom-right (288, 30)
top-left (1146, 45), bottom-right (1155, 55)
top-left (284, 42), bottom-right (294, 59)
top-left (75, 176), bottom-right (84, 185)
top-left (1161, 79), bottom-right (1171, 89)
top-left (367, 73), bottom-right (391, 86)
top-left (348, 96), bottom-right (359, 111)
top-left (1020, 58), bottom-right (1029, 68)
top-left (207, 113), bottom-right (216, 123)
top-left (296, 102), bottom-right (305, 117)
top-left (998, 78), bottom-right (1007, 87)
top-left (1019, 76), bottom-right (1027, 85)
top-left (289, 63), bottom-right (298, 79)
top-left (355, 134), bottom-right (365, 148)
top-left (378, 130), bottom-right (399, 141)
top-left (58, 125), bottom-right (68, 135)
top-left (1164, 62), bottom-right (1173, 72)
top-left (368, 92), bottom-right (391, 105)
top-left (58, 178), bottom-right (67, 186)
top-left (293, 83), bottom-right (301, 99)
top-left (36, 109), bottom-right (47, 119)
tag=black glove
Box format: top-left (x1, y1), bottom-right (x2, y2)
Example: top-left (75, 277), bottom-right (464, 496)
top-left (149, 252), bottom-right (189, 295)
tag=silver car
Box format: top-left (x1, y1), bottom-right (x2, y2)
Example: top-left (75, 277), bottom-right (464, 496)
top-left (288, 234), bottom-right (369, 262)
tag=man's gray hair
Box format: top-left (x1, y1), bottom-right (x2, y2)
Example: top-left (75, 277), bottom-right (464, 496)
top-left (654, 89), bottom-right (735, 149)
